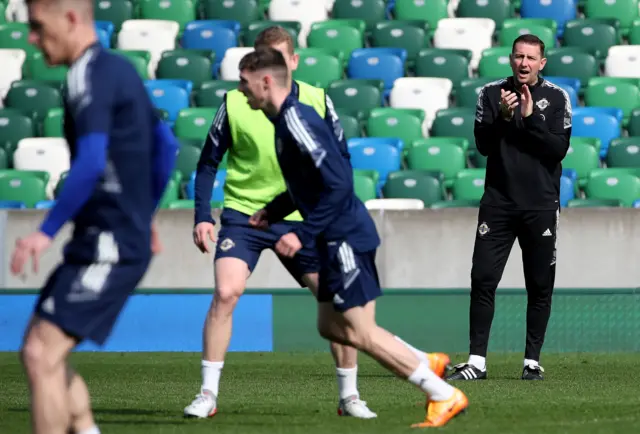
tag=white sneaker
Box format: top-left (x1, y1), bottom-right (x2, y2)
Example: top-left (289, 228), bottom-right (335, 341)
top-left (337, 395), bottom-right (377, 419)
top-left (183, 389), bottom-right (217, 418)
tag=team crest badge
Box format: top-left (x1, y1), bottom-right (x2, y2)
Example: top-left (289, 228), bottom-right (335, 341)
top-left (536, 98), bottom-right (549, 111)
top-left (219, 238), bottom-right (235, 251)
top-left (478, 222), bottom-right (490, 236)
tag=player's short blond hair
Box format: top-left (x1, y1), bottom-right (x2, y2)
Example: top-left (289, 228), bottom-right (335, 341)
top-left (254, 26), bottom-right (295, 55)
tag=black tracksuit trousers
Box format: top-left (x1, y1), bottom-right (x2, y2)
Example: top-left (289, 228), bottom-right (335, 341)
top-left (469, 205), bottom-right (559, 361)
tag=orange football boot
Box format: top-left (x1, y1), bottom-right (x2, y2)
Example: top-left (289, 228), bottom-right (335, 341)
top-left (426, 353), bottom-right (451, 378)
top-left (411, 388), bottom-right (468, 428)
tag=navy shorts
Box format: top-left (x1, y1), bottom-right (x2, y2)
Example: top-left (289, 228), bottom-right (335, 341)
top-left (34, 259), bottom-right (150, 346)
top-left (215, 208), bottom-right (320, 286)
top-left (317, 241), bottom-right (383, 312)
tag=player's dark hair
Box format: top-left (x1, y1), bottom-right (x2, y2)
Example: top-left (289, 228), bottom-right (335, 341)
top-left (239, 48), bottom-right (289, 85)
top-left (254, 26), bottom-right (295, 55)
top-left (512, 34), bottom-right (545, 57)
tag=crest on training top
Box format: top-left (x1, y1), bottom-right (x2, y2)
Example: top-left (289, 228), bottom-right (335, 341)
top-left (478, 222), bottom-right (490, 236)
top-left (536, 98), bottom-right (549, 111)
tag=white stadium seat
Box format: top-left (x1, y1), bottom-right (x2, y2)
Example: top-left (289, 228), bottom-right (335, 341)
top-left (14, 138), bottom-right (70, 198)
top-left (268, 0), bottom-right (329, 48)
top-left (433, 18), bottom-right (495, 70)
top-left (117, 20), bottom-right (179, 78)
top-left (5, 0), bottom-right (28, 22)
top-left (604, 45), bottom-right (640, 78)
top-left (365, 198), bottom-right (425, 210)
top-left (0, 48), bottom-right (26, 104)
top-left (219, 47), bottom-right (254, 81)
top-left (389, 77), bottom-right (453, 132)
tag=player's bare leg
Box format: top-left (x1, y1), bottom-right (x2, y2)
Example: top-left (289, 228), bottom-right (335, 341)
top-left (67, 366), bottom-right (100, 434)
top-left (185, 257), bottom-right (250, 418)
top-left (20, 317), bottom-right (79, 434)
top-left (317, 301), bottom-right (468, 428)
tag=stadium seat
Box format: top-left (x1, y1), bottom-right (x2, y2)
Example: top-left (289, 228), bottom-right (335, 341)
top-left (585, 171), bottom-right (640, 207)
top-left (559, 175), bottom-right (576, 207)
top-left (166, 199), bottom-right (195, 209)
top-left (382, 170), bottom-right (444, 206)
top-left (410, 136), bottom-right (471, 154)
top-left (348, 141), bottom-right (400, 187)
top-left (219, 47), bottom-right (254, 81)
top-left (34, 200), bottom-right (55, 209)
top-left (5, 81), bottom-right (62, 125)
top-left (433, 18), bottom-right (495, 70)
top-left (502, 17), bottom-right (559, 36)
top-left (158, 177), bottom-right (179, 207)
top-left (455, 0), bottom-right (513, 29)
top-left (606, 138), bottom-right (640, 168)
top-left (629, 18), bottom-right (640, 44)
top-left (431, 108), bottom-right (476, 149)
top-left (13, 137), bottom-right (70, 198)
top-left (567, 198), bottom-right (623, 207)
top-left (0, 199), bottom-right (26, 208)
top-left (156, 50), bottom-right (213, 89)
top-left (185, 169), bottom-right (226, 201)
top-left (572, 107), bottom-right (622, 157)
top-left (326, 79), bottom-right (383, 114)
top-left (0, 109), bottom-right (33, 157)
top-left (268, 0), bottom-right (329, 47)
top-left (110, 49), bottom-right (151, 79)
top-left (562, 141), bottom-right (600, 187)
top-left (331, 0), bottom-right (386, 31)
top-left (499, 23), bottom-right (556, 50)
top-left (389, 77), bottom-right (452, 132)
top-left (406, 142), bottom-right (466, 187)
top-left (117, 20), bottom-right (179, 76)
top-left (431, 199), bottom-right (480, 209)
top-left (552, 82), bottom-right (578, 109)
top-left (353, 171), bottom-right (377, 202)
top-left (471, 152), bottom-right (488, 168)
top-left (456, 77), bottom-right (496, 108)
top-left (584, 79), bottom-right (640, 122)
top-left (365, 198), bottom-right (426, 210)
top-left (370, 21), bottom-right (429, 67)
top-left (93, 0), bottom-right (133, 32)
top-left (0, 22), bottom-right (36, 55)
top-left (634, 199), bottom-right (640, 208)
top-left (174, 107), bottom-right (217, 140)
top-left (201, 0), bottom-right (262, 26)
top-left (627, 107), bottom-right (640, 136)
top-left (144, 81), bottom-right (190, 124)
top-left (544, 49), bottom-right (598, 87)
top-left (519, 0), bottom-right (577, 37)
top-left (604, 45), bottom-right (640, 78)
top-left (414, 49), bottom-right (472, 88)
top-left (478, 47), bottom-right (512, 79)
top-left (347, 48), bottom-right (407, 92)
top-left (242, 21), bottom-right (301, 48)
top-left (96, 25), bottom-right (111, 48)
top-left (195, 80), bottom-right (237, 108)
top-left (139, 0), bottom-right (196, 30)
top-left (306, 20), bottom-right (364, 62)
top-left (584, 0), bottom-right (639, 36)
top-left (0, 147), bottom-right (7, 169)
top-left (0, 169), bottom-right (49, 208)
top-left (0, 48), bottom-right (25, 100)
top-left (293, 49), bottom-right (342, 88)
top-left (339, 113), bottom-right (362, 139)
top-left (43, 108), bottom-right (63, 137)
top-left (562, 19), bottom-right (619, 60)
top-left (180, 22), bottom-right (237, 70)
top-left (366, 108), bottom-right (424, 148)
top-left (452, 169), bottom-right (486, 201)
top-left (26, 51), bottom-right (68, 83)
top-left (175, 141), bottom-right (202, 180)
top-left (393, 0), bottom-right (449, 31)
top-left (544, 76), bottom-right (581, 95)
top-left (348, 137), bottom-right (404, 153)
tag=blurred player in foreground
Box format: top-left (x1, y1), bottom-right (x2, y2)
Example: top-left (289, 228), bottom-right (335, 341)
top-left (239, 47), bottom-right (469, 428)
top-left (11, 0), bottom-right (178, 433)
top-left (185, 26), bottom-right (449, 420)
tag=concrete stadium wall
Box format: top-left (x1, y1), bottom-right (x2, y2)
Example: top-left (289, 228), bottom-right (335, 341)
top-left (2, 208), bottom-right (639, 289)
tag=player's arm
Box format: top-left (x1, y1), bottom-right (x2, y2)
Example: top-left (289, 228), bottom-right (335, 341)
top-left (39, 61), bottom-right (114, 239)
top-left (263, 191), bottom-right (297, 224)
top-left (474, 87), bottom-right (503, 156)
top-left (193, 100), bottom-right (231, 226)
top-left (284, 106), bottom-right (351, 247)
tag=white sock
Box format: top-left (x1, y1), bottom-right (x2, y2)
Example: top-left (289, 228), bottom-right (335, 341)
top-left (201, 360), bottom-right (224, 397)
top-left (468, 354), bottom-right (486, 371)
top-left (408, 362), bottom-right (455, 401)
top-left (336, 366), bottom-right (358, 400)
top-left (77, 426), bottom-right (100, 434)
top-left (524, 358), bottom-right (539, 368)
top-left (394, 335), bottom-right (430, 367)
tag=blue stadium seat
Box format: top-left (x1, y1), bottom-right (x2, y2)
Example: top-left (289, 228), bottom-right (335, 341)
top-left (146, 79), bottom-right (194, 95)
top-left (181, 22), bottom-right (238, 69)
top-left (544, 76), bottom-right (581, 95)
top-left (574, 106), bottom-right (624, 124)
top-left (144, 82), bottom-right (190, 124)
top-left (555, 83), bottom-right (578, 108)
top-left (185, 169), bottom-right (227, 201)
top-left (634, 199), bottom-right (640, 208)
top-left (0, 200), bottom-right (26, 209)
top-left (571, 108), bottom-right (621, 159)
top-left (96, 27), bottom-right (110, 48)
top-left (559, 175), bottom-right (575, 207)
top-left (347, 48), bottom-right (407, 93)
top-left (185, 20), bottom-right (242, 37)
top-left (562, 168), bottom-right (578, 183)
top-left (520, 0), bottom-right (577, 37)
top-left (348, 142), bottom-right (401, 188)
top-left (347, 137), bottom-right (404, 153)
top-left (34, 200), bottom-right (55, 209)
top-left (95, 21), bottom-right (114, 48)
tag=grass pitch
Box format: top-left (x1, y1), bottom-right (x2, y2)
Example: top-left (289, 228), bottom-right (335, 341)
top-left (1, 352), bottom-right (639, 433)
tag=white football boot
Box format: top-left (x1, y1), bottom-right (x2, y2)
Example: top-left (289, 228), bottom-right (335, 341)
top-left (183, 389), bottom-right (218, 418)
top-left (337, 395), bottom-right (377, 419)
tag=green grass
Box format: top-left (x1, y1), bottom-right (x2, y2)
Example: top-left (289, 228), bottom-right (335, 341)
top-left (1, 352), bottom-right (639, 433)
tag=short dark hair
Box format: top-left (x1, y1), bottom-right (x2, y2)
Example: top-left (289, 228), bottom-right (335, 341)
top-left (238, 47), bottom-right (288, 85)
top-left (512, 34), bottom-right (545, 57)
top-left (254, 26), bottom-right (295, 55)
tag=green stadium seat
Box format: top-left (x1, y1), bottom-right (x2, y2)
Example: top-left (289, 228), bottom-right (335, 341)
top-left (140, 0), bottom-right (196, 30)
top-left (0, 22), bottom-right (36, 55)
top-left (201, 0), bottom-right (262, 26)
top-left (563, 19), bottom-right (619, 60)
top-left (26, 51), bottom-right (68, 83)
top-left (393, 0), bottom-right (448, 32)
top-left (178, 137), bottom-right (206, 151)
top-left (471, 152), bottom-right (487, 168)
top-left (410, 137), bottom-right (470, 154)
top-left (606, 137), bottom-right (640, 168)
top-left (5, 81), bottom-right (62, 125)
top-left (544, 49), bottom-right (598, 87)
top-left (175, 141), bottom-right (201, 179)
top-left (354, 172), bottom-right (377, 202)
top-left (336, 107), bottom-right (368, 124)
top-left (414, 49), bottom-right (471, 87)
top-left (0, 3), bottom-right (5, 25)
top-left (293, 49), bottom-right (342, 88)
top-left (0, 169), bottom-right (49, 207)
top-left (456, 0), bottom-right (513, 29)
top-left (0, 148), bottom-right (8, 169)
top-left (331, 0), bottom-right (386, 31)
top-left (111, 49), bottom-right (151, 79)
top-left (584, 79), bottom-right (640, 122)
top-left (166, 199), bottom-right (195, 209)
top-left (93, 0), bottom-right (133, 32)
top-left (570, 136), bottom-right (603, 154)
top-left (327, 79), bottom-right (383, 114)
top-left (0, 109), bottom-right (35, 159)
top-left (629, 18), bottom-right (640, 44)
top-left (370, 21), bottom-right (429, 66)
top-left (627, 107), bottom-right (640, 136)
top-left (242, 21), bottom-right (301, 47)
top-left (431, 199), bottom-right (480, 209)
top-left (195, 80), bottom-right (237, 108)
top-left (499, 24), bottom-right (556, 50)
top-left (307, 21), bottom-right (365, 62)
top-left (585, 171), bottom-right (640, 207)
top-left (562, 141), bottom-right (600, 187)
top-left (456, 77), bottom-right (496, 108)
top-left (478, 47), bottom-right (512, 79)
top-left (338, 113), bottom-right (362, 139)
top-left (174, 107), bottom-right (217, 140)
top-left (502, 18), bottom-right (558, 36)
top-left (43, 108), bottom-right (64, 138)
top-left (54, 171), bottom-right (68, 198)
top-left (382, 170), bottom-right (444, 206)
top-left (159, 178), bottom-right (180, 207)
top-left (584, 0), bottom-right (639, 36)
top-left (366, 108), bottom-right (424, 148)
top-left (354, 168), bottom-right (380, 185)
top-left (566, 198), bottom-right (623, 207)
top-left (431, 108), bottom-right (476, 148)
top-left (452, 169), bottom-right (486, 201)
top-left (156, 50), bottom-right (213, 89)
top-left (406, 142), bottom-right (466, 187)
